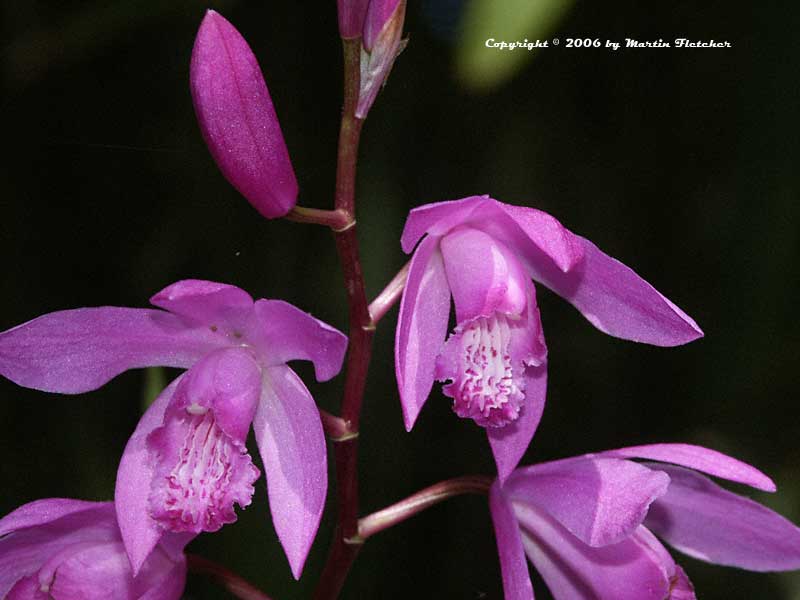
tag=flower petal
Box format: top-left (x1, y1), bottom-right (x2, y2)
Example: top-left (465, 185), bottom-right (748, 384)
top-left (516, 505), bottom-right (672, 600)
top-left (401, 196), bottom-right (582, 273)
top-left (253, 365), bottom-right (327, 579)
top-left (645, 464), bottom-right (800, 571)
top-left (668, 565), bottom-right (697, 600)
top-left (0, 499), bottom-right (102, 537)
top-left (147, 350), bottom-right (261, 534)
top-left (440, 227), bottom-right (528, 322)
top-left (252, 300), bottom-right (348, 381)
top-left (599, 443), bottom-right (775, 491)
top-left (0, 308), bottom-right (222, 394)
top-left (488, 365), bottom-right (547, 482)
top-left (46, 541), bottom-right (138, 599)
top-left (507, 456), bottom-right (669, 547)
top-left (0, 503), bottom-right (117, 597)
top-left (138, 555), bottom-right (187, 600)
top-left (150, 279), bottom-right (254, 327)
top-left (115, 377), bottom-right (185, 575)
top-left (527, 235), bottom-right (703, 346)
top-left (489, 482), bottom-right (535, 600)
top-left (191, 10), bottom-right (297, 218)
top-left (395, 235), bottom-right (451, 430)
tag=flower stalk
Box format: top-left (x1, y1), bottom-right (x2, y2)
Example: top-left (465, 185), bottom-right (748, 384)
top-left (357, 476), bottom-right (493, 541)
top-left (314, 38), bottom-right (372, 600)
top-left (187, 554), bottom-right (273, 600)
top-left (368, 260), bottom-right (410, 324)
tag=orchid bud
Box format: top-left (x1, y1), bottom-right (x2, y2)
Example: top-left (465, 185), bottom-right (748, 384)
top-left (357, 0), bottom-right (406, 118)
top-left (190, 10), bottom-right (298, 219)
top-left (337, 0), bottom-right (369, 39)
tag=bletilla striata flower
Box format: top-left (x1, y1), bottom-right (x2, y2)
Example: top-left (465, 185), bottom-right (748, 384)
top-left (396, 196), bottom-right (703, 479)
top-left (191, 10), bottom-right (298, 219)
top-left (489, 444), bottom-right (800, 599)
top-left (0, 280), bottom-right (347, 579)
top-left (0, 498), bottom-right (186, 599)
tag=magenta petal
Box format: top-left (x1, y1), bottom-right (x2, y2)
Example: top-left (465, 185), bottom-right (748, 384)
top-left (115, 377), bottom-right (184, 575)
top-left (517, 505), bottom-right (672, 600)
top-left (363, 0), bottom-right (403, 50)
top-left (488, 365), bottom-right (547, 482)
top-left (401, 196), bottom-right (491, 253)
top-left (395, 235), bottom-right (451, 430)
top-left (150, 279), bottom-right (254, 326)
top-left (0, 308), bottom-right (221, 394)
top-left (440, 227), bottom-right (528, 322)
top-left (489, 483), bottom-right (535, 600)
top-left (507, 456), bottom-right (669, 547)
top-left (337, 0), bottom-right (369, 38)
top-left (46, 542), bottom-right (138, 599)
top-left (191, 10), bottom-right (297, 219)
top-left (599, 443), bottom-right (776, 491)
top-left (0, 503), bottom-right (117, 597)
top-left (139, 556), bottom-right (187, 600)
top-left (253, 365), bottom-right (327, 579)
top-left (0, 499), bottom-right (101, 537)
top-left (669, 565), bottom-right (697, 600)
top-left (645, 465), bottom-right (800, 571)
top-left (529, 236), bottom-right (703, 346)
top-left (252, 300), bottom-right (348, 382)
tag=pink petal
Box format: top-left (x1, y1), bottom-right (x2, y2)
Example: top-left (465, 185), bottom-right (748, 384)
top-left (138, 556), bottom-right (187, 600)
top-left (489, 482), bottom-right (535, 600)
top-left (517, 505), bottom-right (673, 600)
top-left (0, 308), bottom-right (222, 394)
top-left (668, 565), bottom-right (697, 600)
top-left (150, 279), bottom-right (254, 328)
top-left (191, 10), bottom-right (297, 219)
top-left (252, 300), bottom-right (348, 382)
top-left (599, 443), bottom-right (776, 491)
top-left (528, 235), bottom-right (703, 346)
top-left (401, 196), bottom-right (582, 273)
top-left (363, 0), bottom-right (403, 50)
top-left (147, 350), bottom-right (261, 535)
top-left (0, 503), bottom-right (117, 597)
top-left (488, 365), bottom-right (547, 482)
top-left (440, 227), bottom-right (528, 322)
top-left (395, 235), bottom-right (452, 430)
top-left (115, 377), bottom-right (184, 575)
top-left (46, 541), bottom-right (139, 599)
top-left (507, 457), bottom-right (669, 547)
top-left (337, 0), bottom-right (369, 38)
top-left (645, 465), bottom-right (800, 571)
top-left (253, 365), bottom-right (327, 579)
top-left (0, 499), bottom-right (103, 537)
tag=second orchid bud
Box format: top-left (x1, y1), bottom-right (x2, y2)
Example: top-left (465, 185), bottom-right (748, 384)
top-left (357, 0), bottom-right (406, 118)
top-left (191, 10), bottom-right (298, 219)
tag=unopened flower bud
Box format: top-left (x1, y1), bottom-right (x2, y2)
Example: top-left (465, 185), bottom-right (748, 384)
top-left (337, 0), bottom-right (369, 39)
top-left (191, 10), bottom-right (298, 219)
top-left (357, 0), bottom-right (406, 118)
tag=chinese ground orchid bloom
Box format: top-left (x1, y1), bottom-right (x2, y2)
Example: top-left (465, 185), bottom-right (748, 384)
top-left (489, 443), bottom-right (800, 600)
top-left (191, 10), bottom-right (298, 219)
top-left (396, 195), bottom-right (703, 479)
top-left (0, 498), bottom-right (186, 599)
top-left (0, 279), bottom-right (348, 579)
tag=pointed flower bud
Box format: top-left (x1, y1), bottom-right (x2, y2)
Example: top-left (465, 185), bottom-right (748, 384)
top-left (191, 10), bottom-right (298, 219)
top-left (337, 0), bottom-right (369, 39)
top-left (357, 0), bottom-right (406, 118)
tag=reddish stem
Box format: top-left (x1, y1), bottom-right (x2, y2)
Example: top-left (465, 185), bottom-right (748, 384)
top-left (313, 38), bottom-right (372, 600)
top-left (368, 260), bottom-right (410, 324)
top-left (357, 476), bottom-right (493, 540)
top-left (187, 554), bottom-right (273, 600)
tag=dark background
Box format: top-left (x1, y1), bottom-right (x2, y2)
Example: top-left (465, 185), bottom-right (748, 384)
top-left (1, 1), bottom-right (798, 598)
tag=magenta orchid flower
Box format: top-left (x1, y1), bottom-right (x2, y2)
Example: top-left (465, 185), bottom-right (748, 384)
top-left (396, 196), bottom-right (703, 479)
top-left (0, 498), bottom-right (186, 599)
top-left (0, 280), bottom-right (347, 579)
top-left (191, 10), bottom-right (298, 219)
top-left (490, 444), bottom-right (800, 599)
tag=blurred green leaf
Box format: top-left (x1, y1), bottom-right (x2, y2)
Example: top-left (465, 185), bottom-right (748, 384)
top-left (455, 0), bottom-right (574, 91)
top-left (142, 367), bottom-right (167, 411)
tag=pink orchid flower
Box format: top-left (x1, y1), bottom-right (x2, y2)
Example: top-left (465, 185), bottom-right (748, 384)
top-left (0, 498), bottom-right (186, 599)
top-left (0, 280), bottom-right (347, 579)
top-left (490, 444), bottom-right (800, 599)
top-left (396, 196), bottom-right (703, 479)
